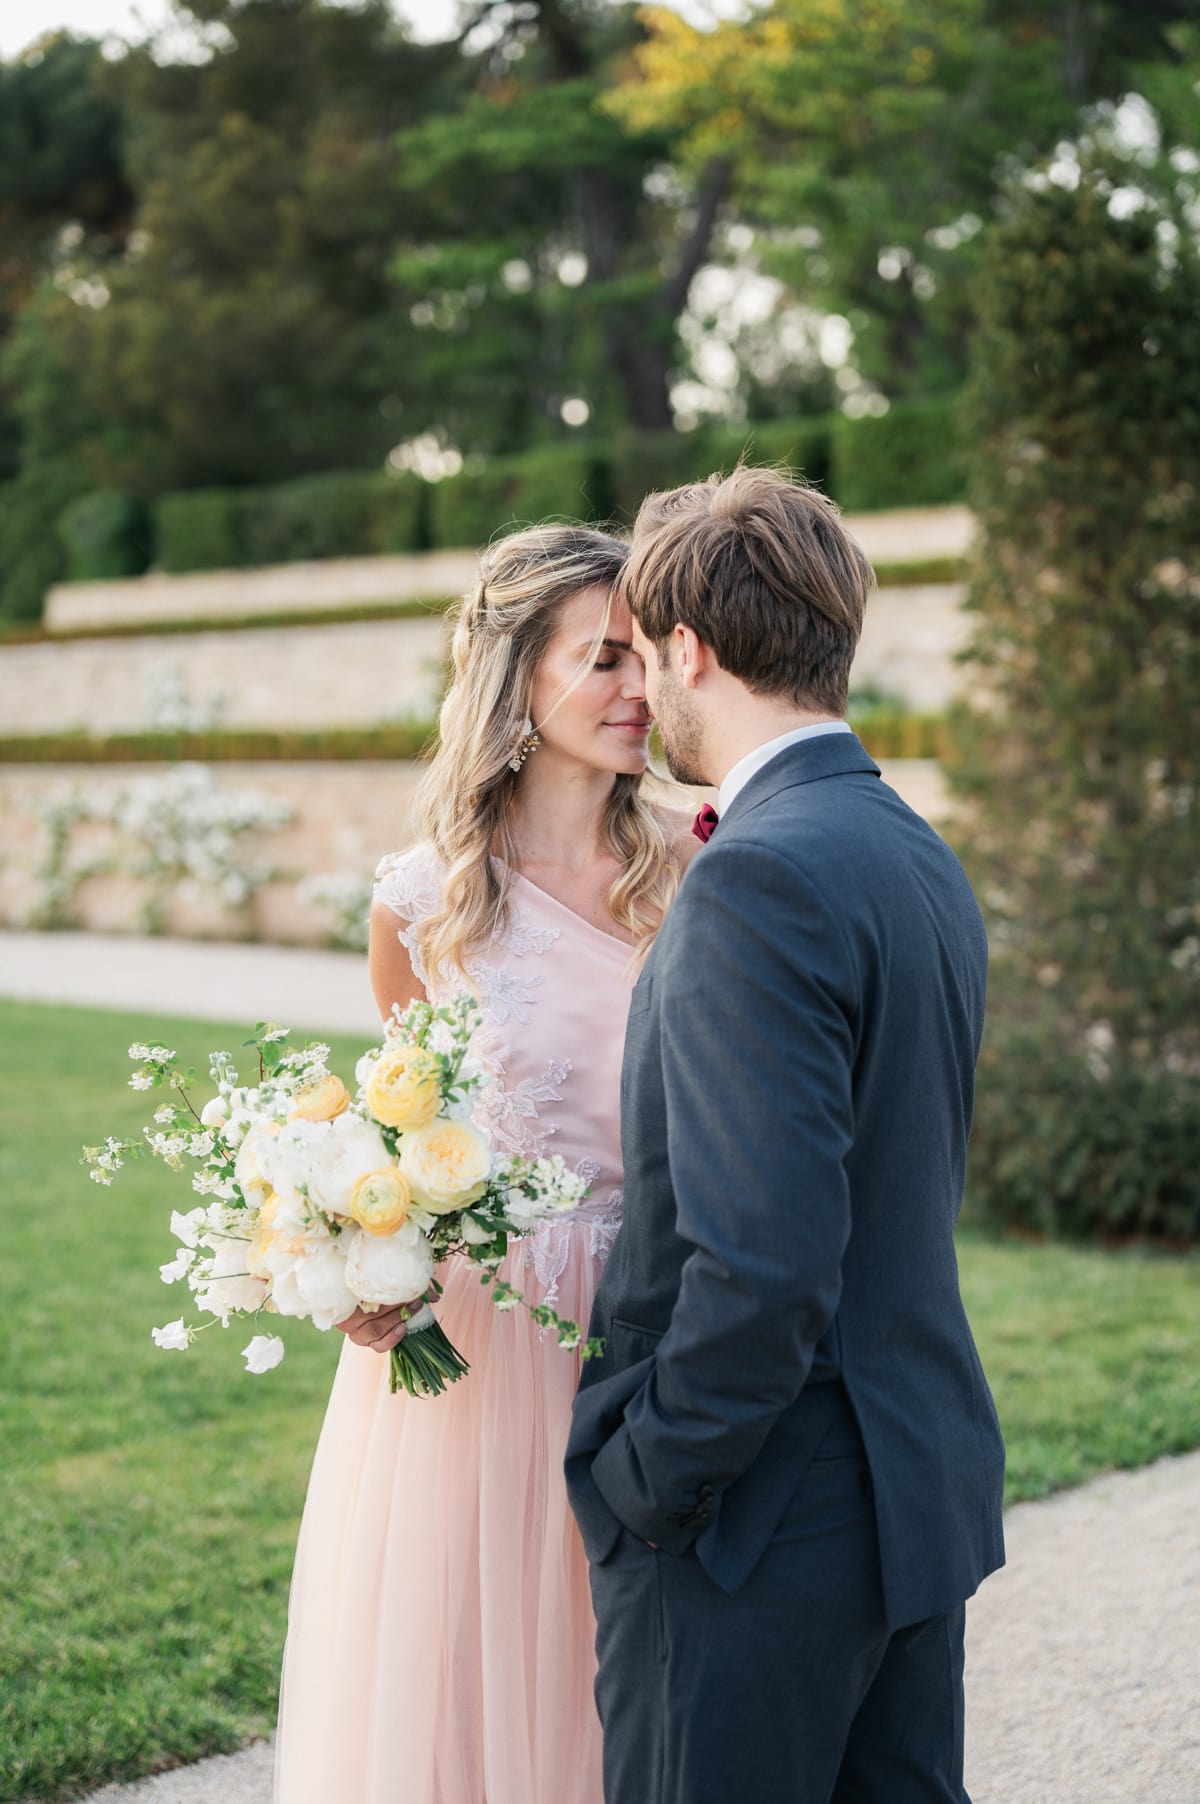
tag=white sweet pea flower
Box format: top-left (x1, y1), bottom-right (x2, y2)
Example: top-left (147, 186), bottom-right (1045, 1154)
top-left (460, 1212), bottom-right (495, 1246)
top-left (151, 1319), bottom-right (190, 1350)
top-left (170, 1207), bottom-right (206, 1248)
top-left (241, 1334), bottom-right (285, 1374)
top-left (160, 1247), bottom-right (195, 1283)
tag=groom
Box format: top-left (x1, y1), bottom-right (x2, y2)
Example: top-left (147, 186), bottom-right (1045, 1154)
top-left (564, 466), bottom-right (1005, 1803)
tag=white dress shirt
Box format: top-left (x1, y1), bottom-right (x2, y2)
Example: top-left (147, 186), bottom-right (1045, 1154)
top-left (717, 720), bottom-right (854, 817)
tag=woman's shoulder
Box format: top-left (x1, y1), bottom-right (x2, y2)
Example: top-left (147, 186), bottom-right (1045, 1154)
top-left (372, 840), bottom-right (445, 922)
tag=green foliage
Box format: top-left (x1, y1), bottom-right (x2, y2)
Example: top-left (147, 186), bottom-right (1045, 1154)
top-left (430, 442), bottom-right (613, 546)
top-left (831, 396), bottom-right (966, 511)
top-left (154, 488), bottom-right (247, 574)
top-left (58, 489), bottom-right (152, 581)
top-left (240, 470), bottom-right (429, 564)
top-left (0, 462), bottom-right (83, 622)
top-left (950, 148), bottom-right (1200, 1241)
top-left (0, 722), bottom-right (439, 764)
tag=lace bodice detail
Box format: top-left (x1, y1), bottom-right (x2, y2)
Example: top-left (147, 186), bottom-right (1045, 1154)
top-left (373, 843), bottom-right (631, 1290)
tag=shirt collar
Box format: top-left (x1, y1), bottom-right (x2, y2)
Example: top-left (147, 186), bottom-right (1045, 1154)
top-left (717, 720), bottom-right (854, 817)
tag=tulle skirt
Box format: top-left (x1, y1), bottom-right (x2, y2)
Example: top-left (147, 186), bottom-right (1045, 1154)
top-left (274, 1220), bottom-right (609, 1804)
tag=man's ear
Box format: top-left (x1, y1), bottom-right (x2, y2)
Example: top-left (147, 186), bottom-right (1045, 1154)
top-left (676, 623), bottom-right (709, 690)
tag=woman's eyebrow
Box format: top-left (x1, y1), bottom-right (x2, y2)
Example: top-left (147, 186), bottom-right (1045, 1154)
top-left (577, 637), bottom-right (633, 653)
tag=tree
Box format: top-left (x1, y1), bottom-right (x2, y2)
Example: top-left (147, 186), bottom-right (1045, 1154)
top-left (0, 35), bottom-right (131, 476)
top-left (389, 0), bottom-right (730, 447)
top-left (607, 0), bottom-right (1200, 400)
top-left (947, 140), bottom-right (1200, 1238)
top-left (37, 0), bottom-right (458, 494)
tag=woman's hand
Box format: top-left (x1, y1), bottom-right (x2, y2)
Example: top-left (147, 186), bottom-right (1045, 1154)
top-left (336, 1302), bottom-right (414, 1354)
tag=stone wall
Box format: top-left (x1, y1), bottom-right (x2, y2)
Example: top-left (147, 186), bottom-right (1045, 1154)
top-left (0, 757), bottom-right (948, 944)
top-left (0, 615), bottom-right (448, 737)
top-left (1, 583), bottom-right (967, 736)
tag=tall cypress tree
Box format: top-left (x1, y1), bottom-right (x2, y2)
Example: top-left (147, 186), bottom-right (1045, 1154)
top-left (950, 145), bottom-right (1200, 1238)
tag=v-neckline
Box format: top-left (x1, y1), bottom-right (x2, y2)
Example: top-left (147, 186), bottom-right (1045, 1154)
top-left (512, 870), bottom-right (634, 953)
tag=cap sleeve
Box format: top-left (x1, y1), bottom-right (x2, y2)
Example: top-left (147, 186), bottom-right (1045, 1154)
top-left (372, 842), bottom-right (443, 924)
top-left (372, 843), bottom-right (444, 993)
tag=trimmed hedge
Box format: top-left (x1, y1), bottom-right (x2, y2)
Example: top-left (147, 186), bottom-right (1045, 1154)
top-left (0, 708), bottom-right (945, 766)
top-left (155, 488), bottom-right (247, 573)
top-left (429, 442), bottom-right (614, 547)
top-left (49, 398), bottom-right (966, 597)
top-left (831, 397), bottom-right (967, 512)
top-left (59, 490), bottom-right (153, 582)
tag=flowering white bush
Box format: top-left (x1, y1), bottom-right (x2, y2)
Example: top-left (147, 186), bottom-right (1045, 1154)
top-left (295, 869), bottom-right (373, 952)
top-left (26, 765), bottom-right (294, 933)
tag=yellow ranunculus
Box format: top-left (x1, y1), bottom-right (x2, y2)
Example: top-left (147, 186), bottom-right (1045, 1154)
top-left (399, 1120), bottom-right (491, 1215)
top-left (364, 1045), bottom-right (442, 1130)
top-left (349, 1168), bottom-right (412, 1237)
top-left (289, 1073), bottom-right (351, 1123)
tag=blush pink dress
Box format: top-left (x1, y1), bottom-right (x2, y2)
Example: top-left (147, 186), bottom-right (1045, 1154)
top-left (274, 842), bottom-right (633, 1804)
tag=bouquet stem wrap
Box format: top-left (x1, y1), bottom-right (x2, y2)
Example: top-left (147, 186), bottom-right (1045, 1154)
top-left (389, 1302), bottom-right (470, 1398)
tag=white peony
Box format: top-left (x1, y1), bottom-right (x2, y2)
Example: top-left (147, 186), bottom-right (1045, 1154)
top-left (234, 1122), bottom-right (277, 1205)
top-left (241, 1334), bottom-right (285, 1373)
top-left (344, 1218), bottom-right (435, 1308)
top-left (151, 1319), bottom-right (189, 1350)
top-left (293, 1235), bottom-right (357, 1330)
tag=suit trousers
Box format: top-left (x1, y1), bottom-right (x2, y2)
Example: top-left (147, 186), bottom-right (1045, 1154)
top-left (587, 1392), bottom-right (970, 1804)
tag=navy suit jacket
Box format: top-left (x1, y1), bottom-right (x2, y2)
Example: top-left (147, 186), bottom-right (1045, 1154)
top-left (565, 732), bottom-right (1005, 1630)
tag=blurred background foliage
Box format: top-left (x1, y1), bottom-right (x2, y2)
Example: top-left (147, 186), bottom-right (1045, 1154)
top-left (1, 0), bottom-right (1198, 615)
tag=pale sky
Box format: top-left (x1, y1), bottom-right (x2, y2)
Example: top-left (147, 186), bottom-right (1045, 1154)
top-left (0, 0), bottom-right (753, 61)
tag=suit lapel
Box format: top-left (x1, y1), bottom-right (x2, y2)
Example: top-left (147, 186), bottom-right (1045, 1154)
top-left (717, 732), bottom-right (880, 834)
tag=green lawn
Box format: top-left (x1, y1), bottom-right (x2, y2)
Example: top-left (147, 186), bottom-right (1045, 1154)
top-left (2, 996), bottom-right (1198, 1801)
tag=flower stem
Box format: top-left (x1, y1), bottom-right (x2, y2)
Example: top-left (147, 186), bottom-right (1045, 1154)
top-left (388, 1317), bottom-right (470, 1398)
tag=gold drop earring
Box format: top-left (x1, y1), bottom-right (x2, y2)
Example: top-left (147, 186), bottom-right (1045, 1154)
top-left (509, 717), bottom-right (541, 773)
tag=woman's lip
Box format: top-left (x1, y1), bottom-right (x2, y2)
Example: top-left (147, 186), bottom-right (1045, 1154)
top-left (606, 721), bottom-right (651, 733)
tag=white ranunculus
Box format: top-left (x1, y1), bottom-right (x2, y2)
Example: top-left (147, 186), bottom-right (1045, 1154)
top-left (234, 1122), bottom-right (277, 1204)
top-left (241, 1334), bottom-right (285, 1374)
top-left (344, 1219), bottom-right (435, 1308)
top-left (263, 1114), bottom-right (392, 1221)
top-left (151, 1319), bottom-right (189, 1351)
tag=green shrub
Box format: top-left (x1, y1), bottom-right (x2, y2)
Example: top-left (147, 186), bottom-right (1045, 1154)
top-left (0, 464), bottom-right (83, 623)
top-left (949, 150), bottom-right (1200, 1241)
top-left (241, 470), bottom-right (429, 565)
top-left (154, 489), bottom-right (247, 573)
top-left (0, 722), bottom-right (439, 764)
top-left (606, 428), bottom-right (717, 525)
top-left (58, 490), bottom-right (153, 582)
top-left (830, 396), bottom-right (966, 512)
top-left (429, 442), bottom-right (610, 547)
top-left (709, 417), bottom-right (833, 493)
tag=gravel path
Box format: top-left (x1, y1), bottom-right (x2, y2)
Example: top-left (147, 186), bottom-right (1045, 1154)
top-left (6, 932), bottom-right (1196, 1803)
top-left (71, 1450), bottom-right (1200, 1804)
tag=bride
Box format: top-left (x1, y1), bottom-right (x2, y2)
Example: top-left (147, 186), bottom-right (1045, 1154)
top-left (274, 523), bottom-right (695, 1804)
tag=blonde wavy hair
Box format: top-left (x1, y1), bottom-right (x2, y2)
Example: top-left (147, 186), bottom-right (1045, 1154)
top-left (413, 523), bottom-right (681, 983)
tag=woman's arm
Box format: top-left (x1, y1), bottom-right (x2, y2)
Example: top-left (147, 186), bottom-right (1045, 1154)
top-left (339, 901), bottom-right (429, 1354)
top-left (368, 899), bottom-right (426, 1022)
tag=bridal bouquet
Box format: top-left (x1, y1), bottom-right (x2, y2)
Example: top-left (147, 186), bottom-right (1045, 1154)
top-left (83, 996), bottom-right (603, 1397)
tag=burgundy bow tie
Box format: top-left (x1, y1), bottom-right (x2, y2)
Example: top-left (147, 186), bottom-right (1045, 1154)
top-left (692, 804), bottom-right (719, 844)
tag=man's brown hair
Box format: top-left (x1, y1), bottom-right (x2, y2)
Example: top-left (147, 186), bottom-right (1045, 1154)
top-left (619, 465), bottom-right (874, 714)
